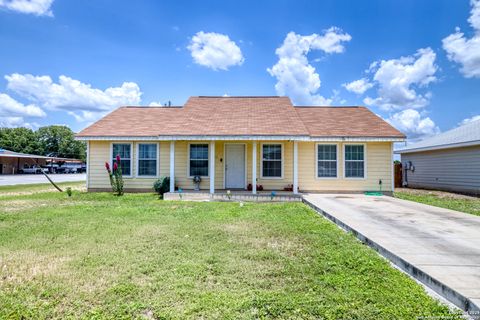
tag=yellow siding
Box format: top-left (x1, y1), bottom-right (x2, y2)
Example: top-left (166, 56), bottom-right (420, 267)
top-left (88, 141), bottom-right (170, 190)
top-left (88, 140), bottom-right (393, 192)
top-left (298, 142), bottom-right (392, 192)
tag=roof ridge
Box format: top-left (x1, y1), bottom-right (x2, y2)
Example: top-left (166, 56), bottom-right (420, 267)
top-left (195, 96), bottom-right (285, 98)
top-left (294, 106), bottom-right (363, 108)
top-left (122, 106), bottom-right (183, 108)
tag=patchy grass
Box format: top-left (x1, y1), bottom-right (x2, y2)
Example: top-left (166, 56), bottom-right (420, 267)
top-left (395, 188), bottom-right (480, 217)
top-left (0, 181), bottom-right (85, 197)
top-left (0, 189), bottom-right (460, 319)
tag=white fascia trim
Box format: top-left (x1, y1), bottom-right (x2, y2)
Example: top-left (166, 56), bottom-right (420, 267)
top-left (76, 135), bottom-right (405, 142)
top-left (309, 137), bottom-right (405, 142)
top-left (77, 136), bottom-right (159, 141)
top-left (395, 140), bottom-right (480, 154)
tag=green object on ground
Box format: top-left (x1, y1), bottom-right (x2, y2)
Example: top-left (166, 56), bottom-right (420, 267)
top-left (0, 188), bottom-right (459, 319)
top-left (365, 191), bottom-right (383, 196)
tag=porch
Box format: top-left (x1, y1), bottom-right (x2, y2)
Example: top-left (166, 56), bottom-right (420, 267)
top-left (164, 189), bottom-right (302, 202)
top-left (167, 140), bottom-right (299, 195)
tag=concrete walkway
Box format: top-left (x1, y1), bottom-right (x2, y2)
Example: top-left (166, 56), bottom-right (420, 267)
top-left (303, 194), bottom-right (480, 314)
top-left (0, 174), bottom-right (86, 186)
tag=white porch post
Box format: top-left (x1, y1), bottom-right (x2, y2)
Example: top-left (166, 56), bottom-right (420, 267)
top-left (169, 141), bottom-right (175, 193)
top-left (293, 141), bottom-right (298, 194)
top-left (252, 141), bottom-right (257, 194)
top-left (86, 141), bottom-right (89, 190)
top-left (209, 141), bottom-right (215, 194)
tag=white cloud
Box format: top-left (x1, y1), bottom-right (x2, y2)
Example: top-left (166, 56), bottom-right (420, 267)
top-left (0, 93), bottom-right (45, 117)
top-left (187, 31), bottom-right (244, 71)
top-left (148, 101), bottom-right (162, 106)
top-left (387, 109), bottom-right (439, 140)
top-left (343, 78), bottom-right (373, 94)
top-left (267, 28), bottom-right (351, 105)
top-left (363, 48), bottom-right (438, 111)
top-left (459, 114), bottom-right (480, 126)
top-left (5, 73), bottom-right (142, 123)
top-left (442, 0), bottom-right (480, 78)
top-left (0, 0), bottom-right (53, 16)
top-left (0, 116), bottom-right (39, 129)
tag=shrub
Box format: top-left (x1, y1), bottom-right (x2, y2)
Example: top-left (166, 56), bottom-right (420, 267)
top-left (153, 176), bottom-right (170, 197)
top-left (105, 155), bottom-right (124, 196)
top-left (66, 187), bottom-right (72, 197)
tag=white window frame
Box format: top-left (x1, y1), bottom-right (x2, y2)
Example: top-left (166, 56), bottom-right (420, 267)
top-left (188, 142), bottom-right (210, 178)
top-left (110, 142), bottom-right (133, 178)
top-left (260, 143), bottom-right (284, 179)
top-left (343, 143), bottom-right (367, 180)
top-left (136, 142), bottom-right (159, 178)
top-left (315, 143), bottom-right (339, 179)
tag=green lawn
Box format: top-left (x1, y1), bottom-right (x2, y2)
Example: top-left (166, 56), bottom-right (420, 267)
top-left (0, 187), bottom-right (460, 319)
top-left (395, 190), bottom-right (480, 217)
top-left (0, 181), bottom-right (85, 195)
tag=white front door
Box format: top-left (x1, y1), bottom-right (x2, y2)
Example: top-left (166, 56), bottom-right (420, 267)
top-left (225, 144), bottom-right (245, 189)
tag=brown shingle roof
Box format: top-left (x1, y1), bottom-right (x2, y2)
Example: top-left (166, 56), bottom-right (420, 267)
top-left (295, 106), bottom-right (405, 138)
top-left (76, 96), bottom-right (405, 139)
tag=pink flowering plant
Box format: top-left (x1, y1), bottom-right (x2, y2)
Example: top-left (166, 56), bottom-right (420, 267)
top-left (105, 154), bottom-right (124, 196)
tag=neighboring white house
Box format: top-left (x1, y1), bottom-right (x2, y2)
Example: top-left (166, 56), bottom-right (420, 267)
top-left (396, 119), bottom-right (480, 195)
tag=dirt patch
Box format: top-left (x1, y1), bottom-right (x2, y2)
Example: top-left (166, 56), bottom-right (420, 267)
top-left (0, 251), bottom-right (70, 284)
top-left (221, 221), bottom-right (258, 234)
top-left (395, 187), bottom-right (478, 200)
top-left (0, 199), bottom-right (89, 213)
top-left (0, 185), bottom-right (86, 197)
top-left (220, 221), bottom-right (304, 257)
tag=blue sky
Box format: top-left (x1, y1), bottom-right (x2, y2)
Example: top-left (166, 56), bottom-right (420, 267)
top-left (0, 0), bottom-right (479, 142)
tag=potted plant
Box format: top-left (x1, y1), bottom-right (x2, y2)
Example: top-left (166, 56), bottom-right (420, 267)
top-left (193, 175), bottom-right (201, 191)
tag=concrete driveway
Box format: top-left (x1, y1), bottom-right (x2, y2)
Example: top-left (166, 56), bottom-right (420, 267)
top-left (303, 193), bottom-right (480, 314)
top-left (0, 174), bottom-right (86, 186)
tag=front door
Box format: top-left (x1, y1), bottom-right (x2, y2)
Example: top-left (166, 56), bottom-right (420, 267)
top-left (225, 144), bottom-right (245, 189)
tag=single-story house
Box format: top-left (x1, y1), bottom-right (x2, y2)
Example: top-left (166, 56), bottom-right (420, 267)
top-left (75, 96), bottom-right (405, 194)
top-left (396, 118), bottom-right (480, 195)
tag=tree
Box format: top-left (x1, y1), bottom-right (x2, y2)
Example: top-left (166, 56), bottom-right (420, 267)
top-left (0, 125), bottom-right (86, 161)
top-left (36, 126), bottom-right (86, 161)
top-left (0, 127), bottom-right (41, 154)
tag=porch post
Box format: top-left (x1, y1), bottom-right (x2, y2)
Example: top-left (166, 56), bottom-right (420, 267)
top-left (209, 141), bottom-right (215, 194)
top-left (169, 141), bottom-right (175, 193)
top-left (252, 141), bottom-right (257, 194)
top-left (293, 141), bottom-right (298, 194)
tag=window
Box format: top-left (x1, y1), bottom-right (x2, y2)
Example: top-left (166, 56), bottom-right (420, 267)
top-left (189, 144), bottom-right (209, 176)
top-left (344, 145), bottom-right (365, 178)
top-left (138, 144), bottom-right (157, 177)
top-left (262, 144), bottom-right (282, 178)
top-left (112, 143), bottom-right (132, 176)
top-left (317, 144), bottom-right (337, 178)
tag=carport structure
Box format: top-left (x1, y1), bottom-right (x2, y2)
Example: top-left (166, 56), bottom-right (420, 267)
top-left (0, 148), bottom-right (82, 174)
top-left (0, 148), bottom-right (49, 174)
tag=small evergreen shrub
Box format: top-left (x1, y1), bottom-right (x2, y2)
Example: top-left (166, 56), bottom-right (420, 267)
top-left (66, 187), bottom-right (72, 197)
top-left (153, 176), bottom-right (170, 198)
